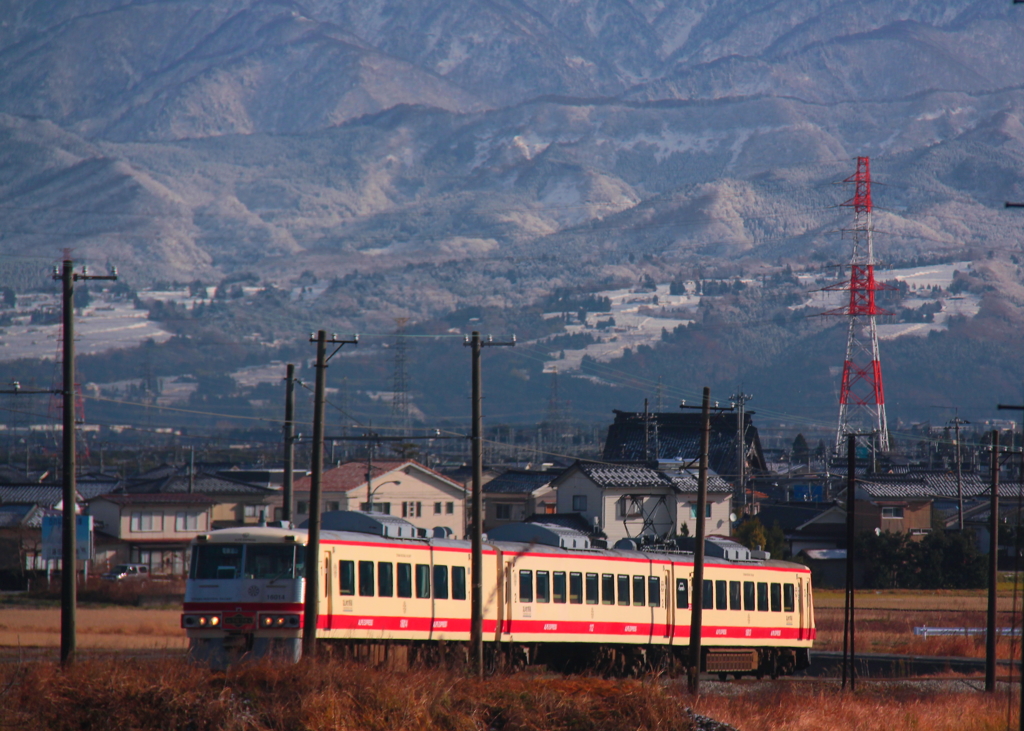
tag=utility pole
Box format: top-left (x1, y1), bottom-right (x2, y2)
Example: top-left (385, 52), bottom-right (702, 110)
top-left (997, 401), bottom-right (1024, 725)
top-left (730, 390), bottom-right (752, 508)
top-left (54, 256), bottom-right (116, 666)
top-left (842, 433), bottom-right (857, 691)
top-left (464, 331), bottom-right (515, 678)
top-left (987, 430), bottom-right (1000, 693)
top-left (282, 363), bottom-right (296, 523)
top-left (688, 386), bottom-right (711, 695)
top-left (302, 332), bottom-right (358, 660)
top-left (949, 411), bottom-right (969, 531)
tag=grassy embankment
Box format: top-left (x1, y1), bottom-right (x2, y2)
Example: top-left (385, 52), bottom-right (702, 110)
top-left (0, 658), bottom-right (1014, 731)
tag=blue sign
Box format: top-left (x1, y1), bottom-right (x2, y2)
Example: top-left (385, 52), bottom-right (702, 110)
top-left (41, 515), bottom-right (92, 561)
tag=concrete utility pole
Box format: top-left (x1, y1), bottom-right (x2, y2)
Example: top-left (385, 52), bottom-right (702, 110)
top-left (949, 411), bottom-right (969, 531)
top-left (987, 430), bottom-right (1000, 693)
top-left (464, 331), bottom-right (514, 678)
top-left (842, 434), bottom-right (857, 691)
top-left (688, 386), bottom-right (711, 695)
top-left (54, 256), bottom-right (116, 666)
top-left (730, 390), bottom-right (752, 508)
top-left (282, 363), bottom-right (296, 523)
top-left (997, 401), bottom-right (1024, 725)
top-left (302, 332), bottom-right (357, 660)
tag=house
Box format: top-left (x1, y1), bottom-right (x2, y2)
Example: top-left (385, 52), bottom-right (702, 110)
top-left (851, 479), bottom-right (934, 537)
top-left (292, 460), bottom-right (468, 537)
top-left (482, 469), bottom-right (557, 531)
top-left (602, 410), bottom-right (767, 486)
top-left (87, 493), bottom-right (216, 575)
top-left (122, 469), bottom-right (278, 528)
top-left (751, 503), bottom-right (848, 555)
top-left (551, 461), bottom-right (733, 544)
top-left (0, 503), bottom-right (46, 588)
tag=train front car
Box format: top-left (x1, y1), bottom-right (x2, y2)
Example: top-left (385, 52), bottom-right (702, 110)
top-left (182, 526), bottom-right (306, 666)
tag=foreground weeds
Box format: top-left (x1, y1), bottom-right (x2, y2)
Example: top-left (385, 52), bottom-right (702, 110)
top-left (0, 658), bottom-right (698, 731)
top-left (0, 658), bottom-right (1014, 731)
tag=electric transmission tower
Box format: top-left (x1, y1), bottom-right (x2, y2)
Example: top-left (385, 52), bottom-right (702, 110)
top-left (390, 318), bottom-right (411, 434)
top-left (821, 157), bottom-right (893, 455)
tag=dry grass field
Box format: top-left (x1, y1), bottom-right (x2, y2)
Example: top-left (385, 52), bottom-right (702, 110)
top-left (0, 606), bottom-right (187, 650)
top-left (0, 658), bottom-right (1015, 731)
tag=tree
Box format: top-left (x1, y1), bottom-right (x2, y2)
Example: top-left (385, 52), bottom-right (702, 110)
top-left (1, 288), bottom-right (15, 308)
top-left (792, 434), bottom-right (810, 465)
top-left (735, 518), bottom-right (768, 552)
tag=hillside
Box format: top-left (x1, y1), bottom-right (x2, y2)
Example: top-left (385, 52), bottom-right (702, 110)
top-left (2, 0), bottom-right (1024, 431)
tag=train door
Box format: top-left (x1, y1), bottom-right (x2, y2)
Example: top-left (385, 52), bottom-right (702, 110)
top-left (663, 566), bottom-right (673, 640)
top-left (503, 560), bottom-right (514, 639)
top-left (324, 551), bottom-right (333, 631)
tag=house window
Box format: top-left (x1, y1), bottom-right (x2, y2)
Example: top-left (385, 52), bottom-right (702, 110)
top-left (360, 502), bottom-right (391, 514)
top-left (495, 504), bottom-right (512, 520)
top-left (244, 505), bottom-right (258, 518)
top-left (446, 502), bottom-right (454, 514)
top-left (881, 506), bottom-right (904, 519)
top-left (572, 495), bottom-right (587, 512)
top-left (689, 504), bottom-right (712, 519)
top-left (618, 497), bottom-right (643, 518)
top-left (130, 512), bottom-right (163, 532)
top-left (402, 502), bottom-right (422, 518)
top-left (175, 512), bottom-right (201, 532)
top-left (434, 502), bottom-right (442, 515)
top-left (297, 501), bottom-right (309, 515)
top-left (325, 501), bottom-right (340, 512)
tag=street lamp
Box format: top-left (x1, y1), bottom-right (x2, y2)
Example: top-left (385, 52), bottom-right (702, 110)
top-left (365, 480), bottom-right (400, 513)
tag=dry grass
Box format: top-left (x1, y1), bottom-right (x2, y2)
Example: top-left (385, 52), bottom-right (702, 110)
top-left (0, 607), bottom-right (187, 649)
top-left (693, 684), bottom-right (1010, 731)
top-left (0, 659), bottom-right (1013, 731)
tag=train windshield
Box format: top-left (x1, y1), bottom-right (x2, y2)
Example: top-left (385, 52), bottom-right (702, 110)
top-left (191, 544), bottom-right (301, 580)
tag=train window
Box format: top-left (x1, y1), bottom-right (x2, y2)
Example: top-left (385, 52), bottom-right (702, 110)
top-left (757, 582), bottom-right (768, 612)
top-left (339, 561), bottom-right (355, 596)
top-left (358, 561), bottom-right (374, 597)
top-left (397, 563), bottom-right (412, 598)
top-left (192, 544), bottom-right (243, 580)
top-left (569, 572), bottom-right (583, 604)
top-left (715, 580), bottom-right (727, 610)
top-left (553, 572), bottom-right (566, 603)
top-left (536, 571), bottom-right (550, 603)
top-left (676, 578), bottom-right (688, 609)
top-left (585, 573), bottom-right (598, 605)
top-left (243, 544), bottom-right (295, 580)
top-left (617, 575), bottom-right (630, 606)
top-left (602, 574), bottom-right (615, 605)
top-left (770, 583), bottom-right (782, 612)
top-left (434, 565), bottom-right (449, 600)
top-left (784, 584), bottom-right (795, 613)
top-left (729, 581), bottom-right (742, 610)
top-left (633, 576), bottom-right (645, 606)
top-left (415, 564), bottom-right (431, 598)
top-left (702, 580), bottom-right (714, 609)
top-left (452, 566), bottom-right (467, 600)
top-left (743, 582), bottom-right (755, 611)
top-left (648, 576), bottom-right (661, 607)
top-left (378, 562), bottom-right (394, 597)
top-left (519, 570), bottom-right (533, 602)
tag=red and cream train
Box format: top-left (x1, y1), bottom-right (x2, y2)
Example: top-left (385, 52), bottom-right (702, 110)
top-left (182, 512), bottom-right (814, 675)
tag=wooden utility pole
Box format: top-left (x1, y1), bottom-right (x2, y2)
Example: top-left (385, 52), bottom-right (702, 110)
top-left (987, 429), bottom-right (1000, 693)
top-left (55, 257), bottom-right (116, 666)
top-left (687, 386), bottom-right (711, 694)
top-left (302, 332), bottom-right (357, 659)
top-left (282, 363), bottom-right (295, 523)
top-left (464, 331), bottom-right (514, 677)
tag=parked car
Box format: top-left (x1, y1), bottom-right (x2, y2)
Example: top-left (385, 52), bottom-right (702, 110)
top-left (102, 563), bottom-right (150, 581)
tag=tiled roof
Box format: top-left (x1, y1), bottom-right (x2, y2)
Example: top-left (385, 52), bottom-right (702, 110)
top-left (294, 460), bottom-right (466, 494)
top-left (0, 485), bottom-right (65, 507)
top-left (666, 471), bottom-right (734, 494)
top-left (90, 493), bottom-right (217, 506)
top-left (575, 462), bottom-right (672, 489)
top-left (602, 410), bottom-right (766, 478)
top-left (125, 472), bottom-right (274, 496)
top-left (77, 482), bottom-right (120, 500)
top-left (0, 504), bottom-right (33, 528)
top-left (484, 470), bottom-right (557, 494)
top-left (855, 473), bottom-right (1022, 500)
top-left (753, 504), bottom-right (830, 531)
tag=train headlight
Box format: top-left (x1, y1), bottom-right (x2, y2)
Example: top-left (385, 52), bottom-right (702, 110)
top-left (261, 616), bottom-right (274, 628)
top-left (275, 616), bottom-right (285, 627)
top-left (198, 616), bottom-right (208, 627)
top-left (209, 616), bottom-right (220, 627)
top-left (183, 615), bottom-right (197, 628)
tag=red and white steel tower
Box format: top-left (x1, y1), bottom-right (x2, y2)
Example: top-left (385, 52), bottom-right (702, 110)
top-left (822, 157), bottom-right (892, 454)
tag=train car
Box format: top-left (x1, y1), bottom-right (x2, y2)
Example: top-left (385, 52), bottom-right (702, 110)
top-left (182, 512), bottom-right (813, 675)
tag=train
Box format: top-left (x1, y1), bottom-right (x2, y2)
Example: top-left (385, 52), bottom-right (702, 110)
top-left (181, 511), bottom-right (814, 675)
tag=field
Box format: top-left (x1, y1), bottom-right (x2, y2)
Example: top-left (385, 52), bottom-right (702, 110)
top-left (0, 606), bottom-right (187, 652)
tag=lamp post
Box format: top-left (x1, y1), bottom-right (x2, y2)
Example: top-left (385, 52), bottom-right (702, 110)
top-left (365, 480), bottom-right (400, 513)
